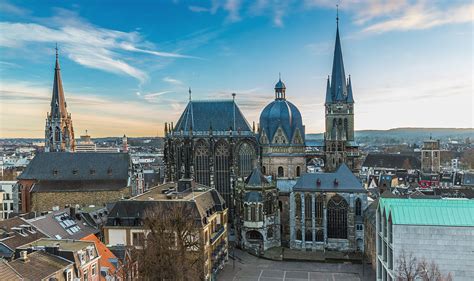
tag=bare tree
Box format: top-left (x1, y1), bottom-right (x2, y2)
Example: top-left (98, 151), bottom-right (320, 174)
top-left (396, 250), bottom-right (453, 281)
top-left (137, 203), bottom-right (205, 281)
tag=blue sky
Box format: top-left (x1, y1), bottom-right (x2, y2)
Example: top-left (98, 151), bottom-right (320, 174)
top-left (0, 0), bottom-right (472, 137)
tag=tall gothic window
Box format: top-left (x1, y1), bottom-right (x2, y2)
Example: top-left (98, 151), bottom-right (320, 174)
top-left (238, 142), bottom-right (254, 178)
top-left (215, 142), bottom-right (231, 207)
top-left (296, 229), bottom-right (302, 241)
top-left (175, 141), bottom-right (183, 180)
top-left (305, 230), bottom-right (312, 242)
top-left (316, 230), bottom-right (324, 242)
top-left (327, 195), bottom-right (348, 239)
top-left (262, 166), bottom-right (266, 175)
top-left (265, 193), bottom-right (274, 215)
top-left (344, 118), bottom-right (349, 139)
top-left (195, 141), bottom-right (210, 186)
top-left (278, 166), bottom-right (284, 177)
top-left (250, 205), bottom-right (256, 221)
top-left (258, 205), bottom-right (263, 221)
top-left (295, 193), bottom-right (301, 220)
top-left (315, 195), bottom-right (324, 226)
top-left (355, 198), bottom-right (362, 216)
top-left (296, 166), bottom-right (301, 177)
top-left (305, 194), bottom-right (312, 220)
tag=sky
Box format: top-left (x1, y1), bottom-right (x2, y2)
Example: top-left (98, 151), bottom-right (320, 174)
top-left (0, 0), bottom-right (472, 138)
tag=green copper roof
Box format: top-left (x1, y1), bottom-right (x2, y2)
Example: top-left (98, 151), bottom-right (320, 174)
top-left (379, 198), bottom-right (474, 227)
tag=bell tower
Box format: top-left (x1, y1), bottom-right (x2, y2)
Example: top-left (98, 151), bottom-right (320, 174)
top-left (324, 12), bottom-right (359, 172)
top-left (45, 46), bottom-right (75, 152)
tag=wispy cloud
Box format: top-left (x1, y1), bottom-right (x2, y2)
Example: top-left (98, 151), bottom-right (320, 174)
top-left (0, 0), bottom-right (30, 16)
top-left (163, 77), bottom-right (184, 86)
top-left (0, 8), bottom-right (194, 83)
top-left (143, 91), bottom-right (174, 101)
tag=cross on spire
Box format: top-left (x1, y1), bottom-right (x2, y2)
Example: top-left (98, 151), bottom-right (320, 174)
top-left (188, 87), bottom-right (192, 101)
top-left (336, 4), bottom-right (339, 27)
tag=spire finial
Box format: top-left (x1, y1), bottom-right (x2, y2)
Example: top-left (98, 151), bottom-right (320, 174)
top-left (188, 87), bottom-right (192, 101)
top-left (336, 4), bottom-right (339, 27)
top-left (279, 72), bottom-right (281, 81)
top-left (55, 43), bottom-right (58, 59)
top-left (232, 92), bottom-right (236, 101)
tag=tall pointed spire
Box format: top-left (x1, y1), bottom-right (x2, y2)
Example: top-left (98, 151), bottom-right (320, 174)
top-left (330, 6), bottom-right (347, 103)
top-left (325, 75), bottom-right (332, 104)
top-left (51, 44), bottom-right (68, 119)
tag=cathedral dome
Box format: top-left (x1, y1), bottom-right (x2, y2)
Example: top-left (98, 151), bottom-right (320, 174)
top-left (259, 78), bottom-right (304, 146)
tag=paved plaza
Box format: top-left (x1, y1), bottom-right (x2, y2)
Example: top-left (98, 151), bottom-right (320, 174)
top-left (218, 249), bottom-right (375, 281)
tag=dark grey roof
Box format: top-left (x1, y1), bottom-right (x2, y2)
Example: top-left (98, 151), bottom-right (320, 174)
top-left (362, 153), bottom-right (420, 170)
top-left (0, 217), bottom-right (47, 257)
top-left (245, 167), bottom-right (269, 187)
top-left (174, 100), bottom-right (252, 132)
top-left (9, 251), bottom-right (73, 280)
top-left (18, 152), bottom-right (130, 181)
top-left (31, 180), bottom-right (128, 192)
top-left (326, 23), bottom-right (353, 104)
top-left (293, 164), bottom-right (365, 192)
top-left (243, 191), bottom-right (263, 202)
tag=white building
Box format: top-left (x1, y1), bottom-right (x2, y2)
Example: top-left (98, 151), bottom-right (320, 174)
top-left (0, 181), bottom-right (16, 220)
top-left (376, 198), bottom-right (474, 281)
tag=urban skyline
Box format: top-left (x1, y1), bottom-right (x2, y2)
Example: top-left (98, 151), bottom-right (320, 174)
top-left (0, 0), bottom-right (473, 138)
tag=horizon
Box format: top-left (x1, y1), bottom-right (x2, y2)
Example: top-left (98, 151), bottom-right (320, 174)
top-left (0, 0), bottom-right (473, 138)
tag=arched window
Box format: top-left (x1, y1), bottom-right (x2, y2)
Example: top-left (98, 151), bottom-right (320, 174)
top-left (295, 193), bottom-right (301, 220)
top-left (238, 142), bottom-right (255, 178)
top-left (316, 230), bottom-right (324, 242)
top-left (296, 229), bottom-right (302, 241)
top-left (315, 195), bottom-right (324, 225)
top-left (175, 141), bottom-right (183, 180)
top-left (265, 193), bottom-right (274, 215)
top-left (246, 231), bottom-right (263, 241)
top-left (327, 195), bottom-right (348, 239)
top-left (305, 194), bottom-right (312, 220)
top-left (250, 205), bottom-right (256, 221)
top-left (305, 230), bottom-right (312, 242)
top-left (296, 166), bottom-right (301, 177)
top-left (344, 118), bottom-right (349, 139)
top-left (355, 198), bottom-right (362, 216)
top-left (215, 142), bottom-right (231, 208)
top-left (278, 166), bottom-right (284, 177)
top-left (194, 141), bottom-right (210, 186)
top-left (258, 205), bottom-right (263, 221)
top-left (244, 204), bottom-right (249, 220)
top-left (262, 166), bottom-right (266, 175)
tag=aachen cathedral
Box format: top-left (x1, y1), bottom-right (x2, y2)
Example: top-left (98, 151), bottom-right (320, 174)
top-left (164, 17), bottom-right (367, 254)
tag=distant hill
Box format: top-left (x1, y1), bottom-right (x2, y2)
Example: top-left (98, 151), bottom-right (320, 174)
top-left (306, 127), bottom-right (473, 143)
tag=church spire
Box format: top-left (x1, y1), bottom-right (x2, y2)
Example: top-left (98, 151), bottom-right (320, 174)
top-left (330, 7), bottom-right (348, 103)
top-left (51, 44), bottom-right (68, 119)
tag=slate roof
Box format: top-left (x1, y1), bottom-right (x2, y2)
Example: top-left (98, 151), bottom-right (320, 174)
top-left (326, 23), bottom-right (353, 104)
top-left (30, 179), bottom-right (128, 192)
top-left (362, 153), bottom-right (420, 170)
top-left (379, 198), bottom-right (474, 227)
top-left (293, 164), bottom-right (365, 192)
top-left (0, 217), bottom-right (47, 258)
top-left (174, 100), bottom-right (252, 132)
top-left (26, 209), bottom-right (98, 240)
top-left (9, 251), bottom-right (73, 281)
top-left (18, 152), bottom-right (130, 181)
top-left (243, 191), bottom-right (263, 203)
top-left (245, 167), bottom-right (269, 187)
top-left (276, 179), bottom-right (297, 193)
top-left (259, 97), bottom-right (305, 145)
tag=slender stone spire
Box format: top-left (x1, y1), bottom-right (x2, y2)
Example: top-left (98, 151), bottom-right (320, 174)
top-left (51, 44), bottom-right (68, 119)
top-left (325, 75), bottom-right (331, 104)
top-left (330, 7), bottom-right (348, 102)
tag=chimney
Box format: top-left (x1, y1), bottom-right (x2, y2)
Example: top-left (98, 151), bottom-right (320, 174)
top-left (20, 251), bottom-right (28, 262)
top-left (69, 206), bottom-right (76, 218)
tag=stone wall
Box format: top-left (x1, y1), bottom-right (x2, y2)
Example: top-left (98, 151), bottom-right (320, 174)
top-left (30, 187), bottom-right (130, 212)
top-left (262, 155), bottom-right (306, 179)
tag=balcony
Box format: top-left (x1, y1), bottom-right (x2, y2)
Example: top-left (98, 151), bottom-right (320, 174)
top-left (210, 225), bottom-right (225, 244)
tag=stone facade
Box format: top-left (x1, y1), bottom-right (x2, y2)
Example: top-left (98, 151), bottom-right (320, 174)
top-left (30, 187), bottom-right (130, 213)
top-left (421, 139), bottom-right (441, 173)
top-left (289, 191), bottom-right (367, 252)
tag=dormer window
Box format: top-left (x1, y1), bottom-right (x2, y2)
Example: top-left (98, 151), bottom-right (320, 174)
top-left (107, 168), bottom-right (113, 176)
top-left (316, 178), bottom-right (321, 187)
top-left (90, 169), bottom-right (96, 175)
top-left (53, 170), bottom-right (58, 176)
top-left (333, 178), bottom-right (339, 186)
top-left (72, 169), bottom-right (78, 175)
